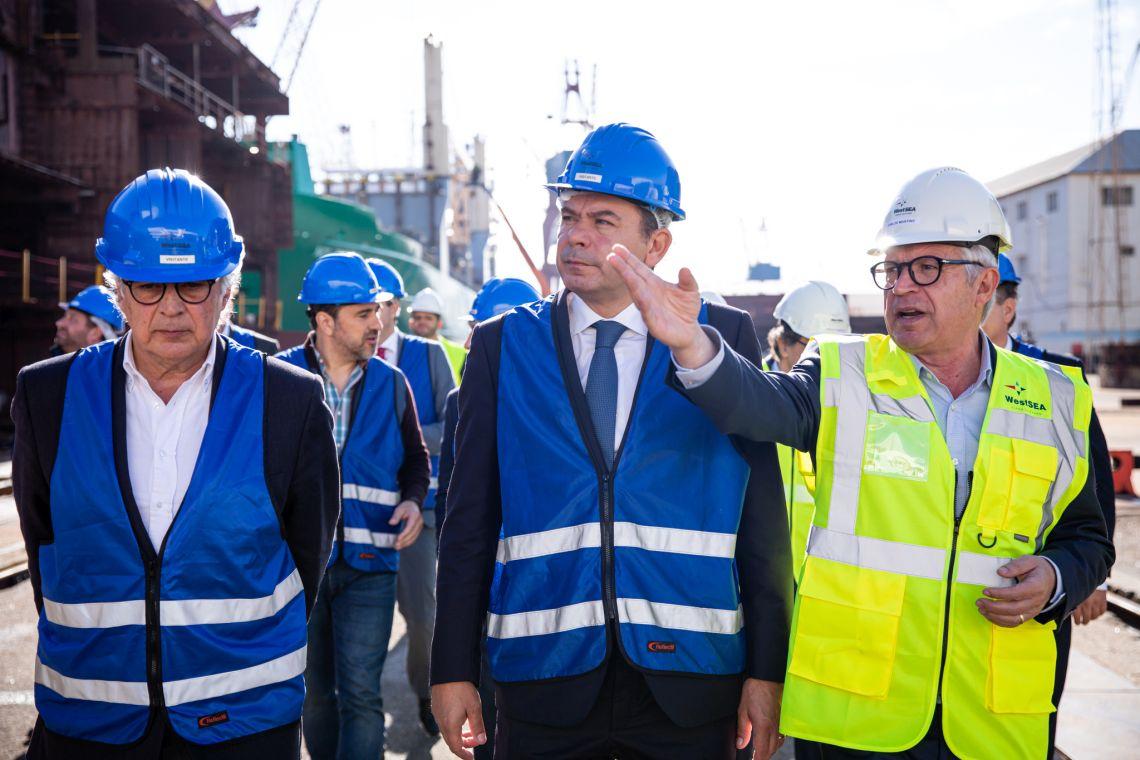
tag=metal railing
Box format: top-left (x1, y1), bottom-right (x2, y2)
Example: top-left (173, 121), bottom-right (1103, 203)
top-left (37, 39), bottom-right (267, 148)
top-left (135, 44), bottom-right (263, 146)
top-left (0, 248), bottom-right (102, 305)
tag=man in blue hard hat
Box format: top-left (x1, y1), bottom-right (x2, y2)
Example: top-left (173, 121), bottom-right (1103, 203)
top-left (432, 123), bottom-right (792, 760)
top-left (277, 251), bottom-right (430, 759)
top-left (367, 257), bottom-right (456, 737)
top-left (434, 276), bottom-right (541, 760)
top-left (12, 168), bottom-right (341, 758)
top-left (52, 284), bottom-right (123, 355)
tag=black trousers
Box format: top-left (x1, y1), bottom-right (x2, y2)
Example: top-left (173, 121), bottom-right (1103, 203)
top-left (26, 715), bottom-right (301, 760)
top-left (493, 655), bottom-right (740, 760)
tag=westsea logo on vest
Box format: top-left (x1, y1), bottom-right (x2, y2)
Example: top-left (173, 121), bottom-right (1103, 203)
top-left (1003, 381), bottom-right (1048, 412)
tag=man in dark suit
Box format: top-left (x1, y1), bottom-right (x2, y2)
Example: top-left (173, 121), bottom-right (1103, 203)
top-left (431, 123), bottom-right (792, 760)
top-left (12, 169), bottom-right (340, 759)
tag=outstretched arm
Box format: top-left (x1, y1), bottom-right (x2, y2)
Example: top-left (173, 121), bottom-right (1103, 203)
top-left (608, 245), bottom-right (821, 451)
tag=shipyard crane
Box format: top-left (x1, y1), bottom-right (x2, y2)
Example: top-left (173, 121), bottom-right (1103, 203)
top-left (271, 0), bottom-right (322, 94)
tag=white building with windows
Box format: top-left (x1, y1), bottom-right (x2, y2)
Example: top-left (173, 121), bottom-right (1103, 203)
top-left (988, 130), bottom-right (1140, 356)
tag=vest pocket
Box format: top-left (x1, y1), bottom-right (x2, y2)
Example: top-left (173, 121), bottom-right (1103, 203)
top-left (788, 558), bottom-right (906, 698)
top-left (977, 439), bottom-right (1057, 540)
top-left (986, 620), bottom-right (1057, 714)
top-left (861, 413), bottom-right (930, 482)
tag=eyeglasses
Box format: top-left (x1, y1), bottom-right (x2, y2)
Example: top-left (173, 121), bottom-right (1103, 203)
top-left (870, 256), bottom-right (981, 291)
top-left (123, 279), bottom-right (216, 305)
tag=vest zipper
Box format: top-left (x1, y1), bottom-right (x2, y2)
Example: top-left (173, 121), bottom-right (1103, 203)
top-left (145, 558), bottom-right (165, 709)
top-left (600, 472), bottom-right (617, 621)
top-left (936, 470), bottom-right (973, 702)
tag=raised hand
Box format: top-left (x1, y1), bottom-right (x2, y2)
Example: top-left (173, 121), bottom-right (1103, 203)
top-left (606, 244), bottom-right (716, 368)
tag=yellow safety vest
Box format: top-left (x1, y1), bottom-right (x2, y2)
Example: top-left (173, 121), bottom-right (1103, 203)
top-left (780, 334), bottom-right (1091, 759)
top-left (440, 335), bottom-right (468, 386)
top-left (764, 363), bottom-right (816, 580)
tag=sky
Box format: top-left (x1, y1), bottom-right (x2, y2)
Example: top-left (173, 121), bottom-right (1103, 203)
top-left (222, 0), bottom-right (1140, 299)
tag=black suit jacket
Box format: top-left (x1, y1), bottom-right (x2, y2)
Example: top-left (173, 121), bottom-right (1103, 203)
top-left (432, 292), bottom-right (793, 728)
top-left (1009, 337), bottom-right (1115, 541)
top-left (11, 335), bottom-right (341, 617)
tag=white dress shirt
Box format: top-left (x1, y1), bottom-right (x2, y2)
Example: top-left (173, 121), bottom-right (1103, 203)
top-left (123, 333), bottom-right (217, 550)
top-left (566, 293), bottom-right (648, 453)
top-left (378, 331), bottom-right (400, 363)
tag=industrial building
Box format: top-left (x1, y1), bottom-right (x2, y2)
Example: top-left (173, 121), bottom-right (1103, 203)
top-left (989, 130), bottom-right (1140, 363)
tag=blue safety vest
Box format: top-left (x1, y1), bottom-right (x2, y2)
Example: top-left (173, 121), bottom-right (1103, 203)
top-left (36, 340), bottom-right (307, 744)
top-left (227, 324), bottom-right (260, 350)
top-left (487, 300), bottom-right (750, 682)
top-left (398, 334), bottom-right (440, 509)
top-left (276, 346), bottom-right (406, 573)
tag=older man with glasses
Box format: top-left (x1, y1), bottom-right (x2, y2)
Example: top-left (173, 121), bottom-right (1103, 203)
top-left (11, 168), bottom-right (340, 760)
top-left (610, 166), bottom-right (1113, 760)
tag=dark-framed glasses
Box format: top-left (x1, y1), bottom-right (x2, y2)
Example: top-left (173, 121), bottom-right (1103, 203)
top-left (870, 256), bottom-right (981, 291)
top-left (123, 279), bottom-right (216, 305)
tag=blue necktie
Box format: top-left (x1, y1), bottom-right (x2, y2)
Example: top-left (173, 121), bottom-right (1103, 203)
top-left (585, 320), bottom-right (626, 469)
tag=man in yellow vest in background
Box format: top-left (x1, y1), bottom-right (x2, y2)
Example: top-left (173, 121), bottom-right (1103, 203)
top-left (765, 281), bottom-right (851, 578)
top-left (408, 287), bottom-right (467, 385)
top-left (609, 166), bottom-right (1114, 759)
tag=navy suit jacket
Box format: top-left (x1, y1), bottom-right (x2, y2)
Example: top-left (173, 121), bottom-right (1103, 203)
top-left (432, 291), bottom-right (793, 728)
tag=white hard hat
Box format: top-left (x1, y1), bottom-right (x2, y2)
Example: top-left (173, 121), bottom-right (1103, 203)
top-left (773, 281), bottom-right (851, 338)
top-left (868, 167), bottom-right (1011, 257)
top-left (408, 287), bottom-right (444, 316)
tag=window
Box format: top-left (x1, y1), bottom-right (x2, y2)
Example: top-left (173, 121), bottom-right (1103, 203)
top-left (1016, 201), bottom-right (1028, 220)
top-left (1122, 245), bottom-right (1136, 258)
top-left (1046, 191), bottom-right (1058, 213)
top-left (1101, 186), bottom-right (1134, 206)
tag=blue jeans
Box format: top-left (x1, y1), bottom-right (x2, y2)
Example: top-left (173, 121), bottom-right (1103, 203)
top-left (303, 561), bottom-right (397, 760)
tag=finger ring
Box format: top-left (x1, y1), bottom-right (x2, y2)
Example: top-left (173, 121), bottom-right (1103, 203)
top-left (1018, 613), bottom-right (1025, 623)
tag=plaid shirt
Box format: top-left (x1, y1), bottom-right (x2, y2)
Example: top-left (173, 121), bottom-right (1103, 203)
top-left (312, 344), bottom-right (365, 454)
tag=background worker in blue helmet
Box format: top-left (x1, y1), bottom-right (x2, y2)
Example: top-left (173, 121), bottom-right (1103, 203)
top-left (431, 123), bottom-right (792, 760)
top-left (276, 251), bottom-right (429, 758)
top-left (367, 256), bottom-right (456, 736)
top-left (11, 168), bottom-right (340, 759)
top-left (219, 316), bottom-right (280, 353)
top-left (434, 275), bottom-right (540, 760)
top-left (51, 284), bottom-right (123, 355)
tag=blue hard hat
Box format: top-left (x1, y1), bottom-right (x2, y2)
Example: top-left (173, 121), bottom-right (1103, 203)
top-left (298, 252), bottom-right (383, 304)
top-left (997, 253), bottom-right (1021, 285)
top-left (60, 285), bottom-right (124, 331)
top-left (95, 168), bottom-right (244, 283)
top-left (546, 123), bottom-right (685, 221)
top-left (468, 277), bottom-right (540, 323)
top-left (366, 258), bottom-right (407, 299)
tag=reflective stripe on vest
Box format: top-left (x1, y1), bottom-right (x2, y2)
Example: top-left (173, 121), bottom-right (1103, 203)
top-left (338, 357), bottom-right (405, 572)
top-left (44, 569), bottom-right (303, 628)
top-left (489, 300), bottom-right (749, 682)
top-left (780, 334), bottom-right (1090, 759)
top-left (36, 645), bottom-right (307, 708)
top-left (38, 341), bottom-right (307, 745)
top-left (277, 346), bottom-right (406, 572)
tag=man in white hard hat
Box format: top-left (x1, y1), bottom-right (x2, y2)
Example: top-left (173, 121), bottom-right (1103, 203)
top-left (610, 166), bottom-right (1112, 759)
top-left (409, 287), bottom-right (466, 385)
top-left (767, 282), bottom-right (851, 578)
